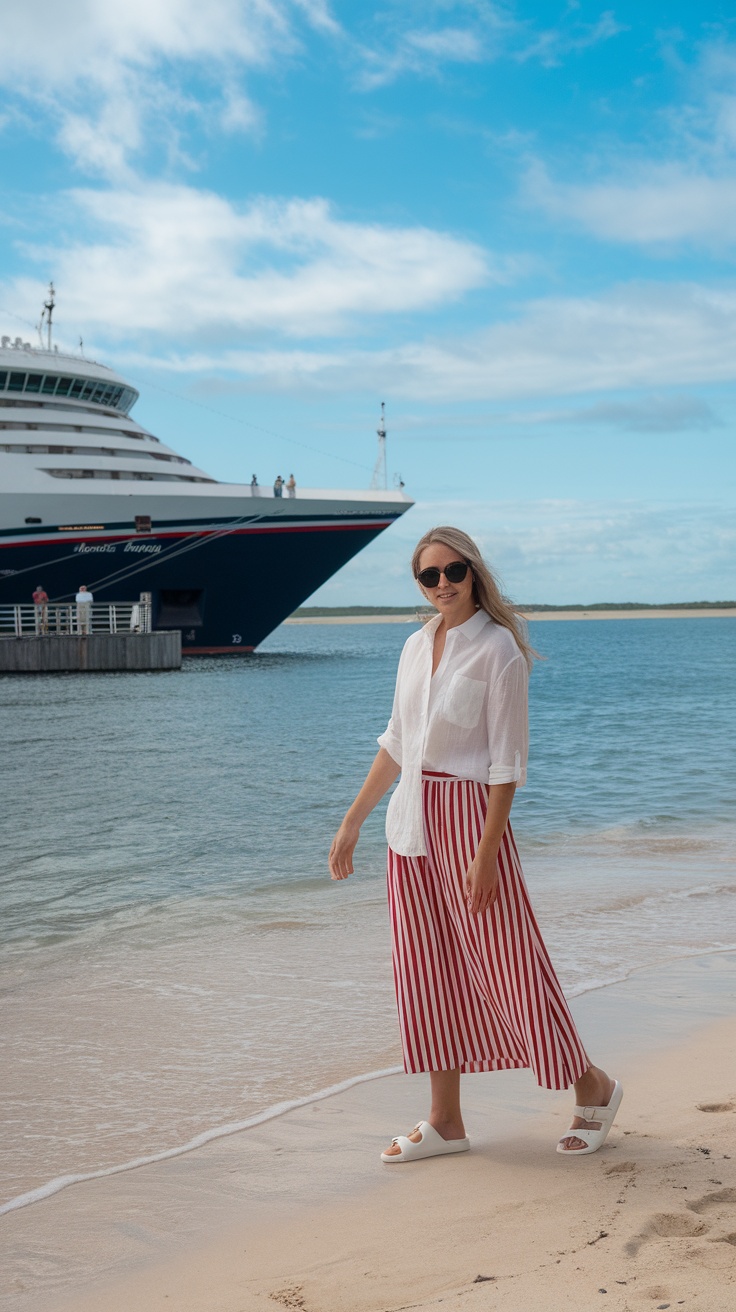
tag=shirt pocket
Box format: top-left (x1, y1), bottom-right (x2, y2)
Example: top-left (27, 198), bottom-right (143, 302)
top-left (442, 673), bottom-right (487, 730)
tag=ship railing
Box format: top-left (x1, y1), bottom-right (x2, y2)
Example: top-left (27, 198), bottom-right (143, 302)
top-left (249, 484), bottom-right (298, 498)
top-left (0, 600), bottom-right (153, 637)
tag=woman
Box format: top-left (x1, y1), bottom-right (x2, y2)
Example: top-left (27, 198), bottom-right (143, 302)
top-left (329, 527), bottom-right (622, 1163)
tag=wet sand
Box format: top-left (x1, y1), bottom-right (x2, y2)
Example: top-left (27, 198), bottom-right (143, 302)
top-left (3, 952), bottom-right (735, 1312)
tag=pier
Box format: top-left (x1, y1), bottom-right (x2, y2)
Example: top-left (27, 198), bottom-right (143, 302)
top-left (0, 598), bottom-right (181, 672)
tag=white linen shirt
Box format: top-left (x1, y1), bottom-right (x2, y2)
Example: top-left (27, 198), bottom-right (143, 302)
top-left (377, 609), bottom-right (528, 857)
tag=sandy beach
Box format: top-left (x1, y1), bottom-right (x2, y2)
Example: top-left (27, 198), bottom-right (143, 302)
top-left (3, 952), bottom-right (734, 1312)
top-left (285, 609), bottom-right (736, 625)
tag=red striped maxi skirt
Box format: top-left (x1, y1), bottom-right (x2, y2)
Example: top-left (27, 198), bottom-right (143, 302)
top-left (387, 772), bottom-right (589, 1091)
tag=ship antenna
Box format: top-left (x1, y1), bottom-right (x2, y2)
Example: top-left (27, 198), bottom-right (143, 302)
top-left (40, 282), bottom-right (55, 351)
top-left (371, 401), bottom-right (387, 490)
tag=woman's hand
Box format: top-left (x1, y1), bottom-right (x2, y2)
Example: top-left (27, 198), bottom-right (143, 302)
top-left (464, 783), bottom-right (515, 915)
top-left (327, 749), bottom-right (401, 883)
top-left (329, 818), bottom-right (361, 881)
top-left (464, 850), bottom-right (500, 916)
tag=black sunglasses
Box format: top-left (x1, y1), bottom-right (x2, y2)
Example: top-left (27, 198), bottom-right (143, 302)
top-left (416, 560), bottom-right (470, 588)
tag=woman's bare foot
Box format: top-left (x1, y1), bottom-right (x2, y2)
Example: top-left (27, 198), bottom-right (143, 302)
top-left (558, 1065), bottom-right (616, 1152)
top-left (382, 1116), bottom-right (466, 1157)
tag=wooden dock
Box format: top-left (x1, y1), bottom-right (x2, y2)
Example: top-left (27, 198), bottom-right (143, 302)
top-left (0, 631), bottom-right (181, 673)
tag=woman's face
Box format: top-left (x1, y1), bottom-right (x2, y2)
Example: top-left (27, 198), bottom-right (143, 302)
top-left (417, 542), bottom-right (476, 626)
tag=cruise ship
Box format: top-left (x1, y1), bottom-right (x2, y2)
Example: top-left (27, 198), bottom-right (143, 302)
top-left (0, 325), bottom-right (412, 652)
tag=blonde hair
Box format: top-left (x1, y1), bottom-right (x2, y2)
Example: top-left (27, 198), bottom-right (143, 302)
top-left (411, 525), bottom-right (538, 669)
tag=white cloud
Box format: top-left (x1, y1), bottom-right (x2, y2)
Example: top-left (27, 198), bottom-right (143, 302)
top-left (392, 394), bottom-right (723, 435)
top-left (0, 3), bottom-right (629, 167)
top-left (290, 0), bottom-right (341, 37)
top-left (219, 87), bottom-right (263, 135)
top-left (306, 498), bottom-right (736, 606)
top-left (4, 183), bottom-right (491, 341)
top-left (0, 0), bottom-right (337, 173)
top-left (675, 39), bottom-right (736, 157)
top-left (542, 394), bottom-right (722, 432)
top-left (0, 1), bottom-right (300, 83)
top-left (515, 9), bottom-right (627, 68)
top-left (406, 28), bottom-right (483, 61)
top-left (354, 4), bottom-right (625, 90)
top-left (136, 279), bottom-right (736, 402)
top-left (356, 25), bottom-right (485, 91)
top-left (524, 160), bottom-right (736, 246)
top-left (521, 38), bottom-right (736, 249)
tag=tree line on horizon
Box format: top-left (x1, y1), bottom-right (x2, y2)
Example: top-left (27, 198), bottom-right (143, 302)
top-left (292, 601), bottom-right (736, 617)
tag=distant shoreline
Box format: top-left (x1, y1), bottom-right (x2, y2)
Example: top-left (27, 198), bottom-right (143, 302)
top-left (287, 605), bottom-right (736, 625)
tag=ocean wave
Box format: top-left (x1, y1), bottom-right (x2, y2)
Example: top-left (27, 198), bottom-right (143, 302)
top-left (523, 826), bottom-right (734, 855)
top-left (0, 1064), bottom-right (402, 1220)
top-left (566, 944), bottom-right (736, 999)
top-left (596, 882), bottom-right (736, 914)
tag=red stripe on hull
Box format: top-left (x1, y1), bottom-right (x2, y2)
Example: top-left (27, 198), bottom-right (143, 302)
top-left (184, 646), bottom-right (256, 655)
top-left (387, 774), bottom-right (590, 1091)
top-left (0, 521), bottom-right (392, 550)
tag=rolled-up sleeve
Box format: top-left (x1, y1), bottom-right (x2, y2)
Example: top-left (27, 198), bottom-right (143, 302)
top-left (377, 646), bottom-right (407, 767)
top-left (377, 714), bottom-right (402, 766)
top-left (487, 655), bottom-right (528, 786)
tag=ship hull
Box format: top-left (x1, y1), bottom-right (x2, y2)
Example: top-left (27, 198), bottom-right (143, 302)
top-left (0, 507), bottom-right (405, 651)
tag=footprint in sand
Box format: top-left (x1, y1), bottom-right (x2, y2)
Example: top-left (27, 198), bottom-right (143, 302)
top-left (269, 1286), bottom-right (307, 1310)
top-left (625, 1212), bottom-right (709, 1256)
top-left (686, 1187), bottom-right (736, 1215)
top-left (685, 1187), bottom-right (736, 1246)
top-left (696, 1101), bottom-right (735, 1113)
top-left (604, 1160), bottom-right (637, 1175)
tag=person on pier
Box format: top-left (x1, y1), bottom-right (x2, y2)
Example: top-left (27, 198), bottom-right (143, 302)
top-left (32, 585), bottom-right (49, 635)
top-left (75, 585), bottom-right (93, 635)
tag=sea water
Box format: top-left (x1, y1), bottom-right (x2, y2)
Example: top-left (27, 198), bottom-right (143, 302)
top-left (1, 618), bottom-right (735, 1212)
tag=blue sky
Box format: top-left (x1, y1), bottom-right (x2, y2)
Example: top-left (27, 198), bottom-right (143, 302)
top-left (1, 1), bottom-right (734, 604)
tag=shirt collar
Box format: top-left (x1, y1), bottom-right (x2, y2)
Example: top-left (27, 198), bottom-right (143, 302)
top-left (420, 609), bottom-right (490, 642)
top-left (455, 609), bottom-right (491, 640)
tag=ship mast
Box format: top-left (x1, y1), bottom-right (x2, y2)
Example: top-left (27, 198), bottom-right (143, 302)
top-left (40, 282), bottom-right (55, 351)
top-left (371, 401), bottom-right (387, 490)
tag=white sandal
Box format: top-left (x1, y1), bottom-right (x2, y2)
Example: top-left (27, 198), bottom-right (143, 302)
top-left (556, 1080), bottom-right (624, 1156)
top-left (381, 1120), bottom-right (470, 1164)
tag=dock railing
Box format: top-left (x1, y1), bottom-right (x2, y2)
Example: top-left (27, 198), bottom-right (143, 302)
top-left (0, 599), bottom-right (153, 637)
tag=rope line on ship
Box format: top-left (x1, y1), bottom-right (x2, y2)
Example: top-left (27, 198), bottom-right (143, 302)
top-left (140, 376), bottom-right (375, 477)
top-left (0, 509), bottom-right (274, 600)
top-left (48, 510), bottom-right (276, 601)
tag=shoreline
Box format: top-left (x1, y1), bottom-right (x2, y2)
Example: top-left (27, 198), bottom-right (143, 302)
top-left (286, 608), bottom-right (736, 625)
top-left (5, 944), bottom-right (731, 1224)
top-left (4, 950), bottom-right (735, 1312)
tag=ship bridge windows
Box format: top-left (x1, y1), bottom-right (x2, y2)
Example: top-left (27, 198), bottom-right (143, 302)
top-left (0, 370), bottom-right (137, 413)
top-left (0, 440), bottom-right (189, 462)
top-left (0, 419), bottom-right (160, 442)
top-left (43, 468), bottom-right (213, 482)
